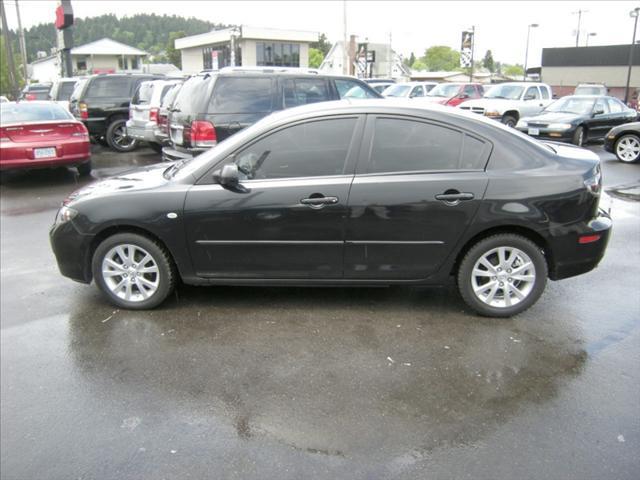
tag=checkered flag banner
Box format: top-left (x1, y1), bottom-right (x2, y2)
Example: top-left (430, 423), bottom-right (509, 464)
top-left (460, 30), bottom-right (474, 68)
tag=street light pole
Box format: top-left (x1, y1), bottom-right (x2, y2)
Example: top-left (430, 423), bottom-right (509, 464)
top-left (625, 8), bottom-right (640, 104)
top-left (524, 23), bottom-right (539, 82)
top-left (573, 9), bottom-right (588, 47)
top-left (586, 32), bottom-right (597, 47)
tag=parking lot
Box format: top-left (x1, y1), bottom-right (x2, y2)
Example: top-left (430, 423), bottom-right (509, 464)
top-left (1, 145), bottom-right (639, 479)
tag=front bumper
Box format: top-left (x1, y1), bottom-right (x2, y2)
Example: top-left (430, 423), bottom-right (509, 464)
top-left (516, 127), bottom-right (574, 143)
top-left (549, 209), bottom-right (612, 280)
top-left (50, 218), bottom-right (94, 284)
top-left (603, 134), bottom-right (616, 153)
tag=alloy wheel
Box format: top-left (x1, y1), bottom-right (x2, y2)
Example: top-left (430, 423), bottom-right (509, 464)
top-left (101, 244), bottom-right (160, 302)
top-left (112, 123), bottom-right (136, 148)
top-left (471, 246), bottom-right (536, 308)
top-left (616, 135), bottom-right (640, 162)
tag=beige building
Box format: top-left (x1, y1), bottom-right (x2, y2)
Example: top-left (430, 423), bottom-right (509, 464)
top-left (175, 26), bottom-right (318, 74)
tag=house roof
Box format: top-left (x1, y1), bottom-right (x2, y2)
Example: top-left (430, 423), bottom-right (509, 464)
top-left (71, 38), bottom-right (147, 56)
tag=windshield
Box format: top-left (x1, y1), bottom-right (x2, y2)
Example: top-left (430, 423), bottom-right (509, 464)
top-left (427, 84), bottom-right (461, 97)
top-left (383, 84), bottom-right (411, 97)
top-left (0, 103), bottom-right (73, 123)
top-left (544, 96), bottom-right (595, 115)
top-left (484, 84), bottom-right (524, 100)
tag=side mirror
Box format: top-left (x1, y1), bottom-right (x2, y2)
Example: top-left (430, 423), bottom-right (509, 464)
top-left (213, 163), bottom-right (240, 188)
top-left (458, 93), bottom-right (469, 99)
top-left (524, 94), bottom-right (536, 101)
top-left (593, 108), bottom-right (605, 116)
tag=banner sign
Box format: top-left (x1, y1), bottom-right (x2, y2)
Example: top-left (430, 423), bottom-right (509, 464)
top-left (460, 30), bottom-right (474, 68)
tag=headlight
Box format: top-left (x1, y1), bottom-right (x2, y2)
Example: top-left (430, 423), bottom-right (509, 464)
top-left (485, 110), bottom-right (501, 117)
top-left (516, 120), bottom-right (528, 128)
top-left (55, 206), bottom-right (78, 224)
top-left (547, 123), bottom-right (572, 130)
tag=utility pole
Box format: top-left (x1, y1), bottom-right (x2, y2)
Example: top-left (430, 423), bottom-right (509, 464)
top-left (15, 0), bottom-right (28, 83)
top-left (0, 0), bottom-right (20, 99)
top-left (343, 0), bottom-right (348, 75)
top-left (469, 25), bottom-right (475, 82)
top-left (625, 8), bottom-right (640, 104)
top-left (524, 24), bottom-right (539, 82)
top-left (388, 31), bottom-right (392, 78)
top-left (573, 10), bottom-right (588, 47)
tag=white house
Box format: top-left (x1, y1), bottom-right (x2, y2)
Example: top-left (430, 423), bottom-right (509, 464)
top-left (29, 38), bottom-right (149, 82)
top-left (175, 26), bottom-right (318, 74)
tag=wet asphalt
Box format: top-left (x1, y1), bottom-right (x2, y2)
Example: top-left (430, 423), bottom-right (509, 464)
top-left (1, 144), bottom-right (639, 480)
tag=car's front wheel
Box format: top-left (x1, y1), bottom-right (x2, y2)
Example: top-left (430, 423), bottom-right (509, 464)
top-left (106, 118), bottom-right (138, 153)
top-left (614, 134), bottom-right (640, 163)
top-left (92, 233), bottom-right (175, 309)
top-left (457, 234), bottom-right (548, 317)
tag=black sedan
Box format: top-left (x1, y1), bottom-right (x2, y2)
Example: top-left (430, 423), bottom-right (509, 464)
top-left (604, 121), bottom-right (640, 163)
top-left (50, 101), bottom-right (612, 317)
top-left (516, 95), bottom-right (637, 146)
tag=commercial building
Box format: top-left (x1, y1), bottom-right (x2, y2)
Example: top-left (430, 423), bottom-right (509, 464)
top-left (541, 44), bottom-right (640, 99)
top-left (29, 38), bottom-right (148, 82)
top-left (175, 26), bottom-right (318, 74)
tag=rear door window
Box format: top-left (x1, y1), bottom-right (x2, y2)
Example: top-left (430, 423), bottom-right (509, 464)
top-left (211, 76), bottom-right (273, 113)
top-left (86, 77), bottom-right (133, 98)
top-left (283, 78), bottom-right (331, 107)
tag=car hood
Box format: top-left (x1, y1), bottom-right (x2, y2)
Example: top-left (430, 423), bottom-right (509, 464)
top-left (64, 162), bottom-right (173, 205)
top-left (462, 98), bottom-right (520, 110)
top-left (522, 111), bottom-right (584, 124)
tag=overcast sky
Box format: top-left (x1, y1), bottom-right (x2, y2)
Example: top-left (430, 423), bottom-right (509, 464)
top-left (3, 1), bottom-right (639, 66)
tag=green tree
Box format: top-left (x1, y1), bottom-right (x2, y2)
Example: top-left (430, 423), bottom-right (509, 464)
top-left (411, 58), bottom-right (427, 71)
top-left (403, 51), bottom-right (416, 68)
top-left (503, 64), bottom-right (524, 77)
top-left (422, 45), bottom-right (460, 71)
top-left (166, 31), bottom-right (186, 68)
top-left (482, 50), bottom-right (495, 73)
top-left (308, 47), bottom-right (324, 68)
top-left (310, 33), bottom-right (331, 56)
top-left (0, 36), bottom-right (24, 98)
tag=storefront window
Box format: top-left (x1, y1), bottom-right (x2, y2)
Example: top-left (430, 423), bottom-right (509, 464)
top-left (256, 42), bottom-right (300, 67)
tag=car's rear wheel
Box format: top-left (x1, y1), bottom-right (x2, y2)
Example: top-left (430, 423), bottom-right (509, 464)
top-left (572, 126), bottom-right (585, 146)
top-left (106, 118), bottom-right (138, 153)
top-left (457, 234), bottom-right (547, 317)
top-left (92, 233), bottom-right (175, 309)
top-left (502, 114), bottom-right (517, 128)
top-left (614, 134), bottom-right (640, 163)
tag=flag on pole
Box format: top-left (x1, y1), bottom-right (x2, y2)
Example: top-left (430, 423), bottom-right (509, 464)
top-left (460, 31), bottom-right (474, 68)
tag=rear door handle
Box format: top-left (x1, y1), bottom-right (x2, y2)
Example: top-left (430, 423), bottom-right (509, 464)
top-left (435, 192), bottom-right (474, 205)
top-left (300, 195), bottom-right (339, 209)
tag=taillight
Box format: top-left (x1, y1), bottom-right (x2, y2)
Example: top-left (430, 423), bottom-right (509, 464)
top-left (25, 93), bottom-right (36, 101)
top-left (578, 234), bottom-right (601, 244)
top-left (0, 127), bottom-right (9, 143)
top-left (149, 108), bottom-right (159, 124)
top-left (79, 102), bottom-right (88, 120)
top-left (584, 164), bottom-right (602, 196)
top-left (188, 120), bottom-right (216, 148)
top-left (71, 123), bottom-right (89, 138)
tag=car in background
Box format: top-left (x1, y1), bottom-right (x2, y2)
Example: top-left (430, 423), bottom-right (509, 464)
top-left (516, 95), bottom-right (637, 146)
top-left (50, 100), bottom-right (611, 317)
top-left (421, 82), bottom-right (484, 107)
top-left (459, 82), bottom-right (553, 127)
top-left (69, 73), bottom-right (162, 152)
top-left (604, 122), bottom-right (640, 163)
top-left (49, 77), bottom-right (81, 111)
top-left (126, 79), bottom-right (183, 153)
top-left (154, 83), bottom-right (183, 146)
top-left (382, 81), bottom-right (438, 98)
top-left (364, 78), bottom-right (396, 94)
top-left (20, 83), bottom-right (52, 101)
top-left (163, 68), bottom-right (381, 162)
top-left (574, 84), bottom-right (608, 96)
top-left (0, 101), bottom-right (91, 175)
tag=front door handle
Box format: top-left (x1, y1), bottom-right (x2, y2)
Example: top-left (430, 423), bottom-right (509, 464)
top-left (300, 195), bottom-right (339, 209)
top-left (435, 191), bottom-right (474, 205)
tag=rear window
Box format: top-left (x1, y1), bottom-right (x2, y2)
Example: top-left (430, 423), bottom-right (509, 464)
top-left (173, 76), bottom-right (213, 114)
top-left (211, 76), bottom-right (273, 113)
top-left (132, 82), bottom-right (154, 105)
top-left (86, 76), bottom-right (133, 99)
top-left (0, 103), bottom-right (73, 123)
top-left (56, 81), bottom-right (77, 101)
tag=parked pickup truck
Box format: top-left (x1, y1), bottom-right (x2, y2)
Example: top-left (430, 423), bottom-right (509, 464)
top-left (458, 82), bottom-right (554, 127)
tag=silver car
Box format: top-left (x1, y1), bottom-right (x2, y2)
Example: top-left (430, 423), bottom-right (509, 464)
top-left (126, 79), bottom-right (183, 152)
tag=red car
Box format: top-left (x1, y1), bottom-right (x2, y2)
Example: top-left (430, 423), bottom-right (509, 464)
top-left (422, 82), bottom-right (485, 107)
top-left (0, 101), bottom-right (91, 175)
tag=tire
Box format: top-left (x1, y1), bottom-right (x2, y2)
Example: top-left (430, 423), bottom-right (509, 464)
top-left (106, 118), bottom-right (138, 153)
top-left (614, 134), bottom-right (640, 163)
top-left (92, 232), bottom-right (176, 310)
top-left (572, 126), bottom-right (585, 146)
top-left (502, 114), bottom-right (517, 128)
top-left (148, 142), bottom-right (164, 154)
top-left (77, 161), bottom-right (92, 176)
top-left (457, 234), bottom-right (548, 317)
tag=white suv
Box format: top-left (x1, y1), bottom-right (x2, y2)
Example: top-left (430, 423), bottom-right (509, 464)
top-left (459, 82), bottom-right (553, 127)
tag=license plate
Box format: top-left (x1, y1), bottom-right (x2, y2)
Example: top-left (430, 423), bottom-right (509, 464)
top-left (170, 128), bottom-right (183, 145)
top-left (34, 147), bottom-right (57, 158)
top-left (528, 127), bottom-right (540, 136)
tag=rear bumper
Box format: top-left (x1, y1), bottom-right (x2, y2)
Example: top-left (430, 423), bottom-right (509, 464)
top-left (125, 121), bottom-right (157, 142)
top-left (0, 141), bottom-right (91, 170)
top-left (162, 146), bottom-right (195, 162)
top-left (50, 219), bottom-right (94, 284)
top-left (549, 209), bottom-right (612, 280)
